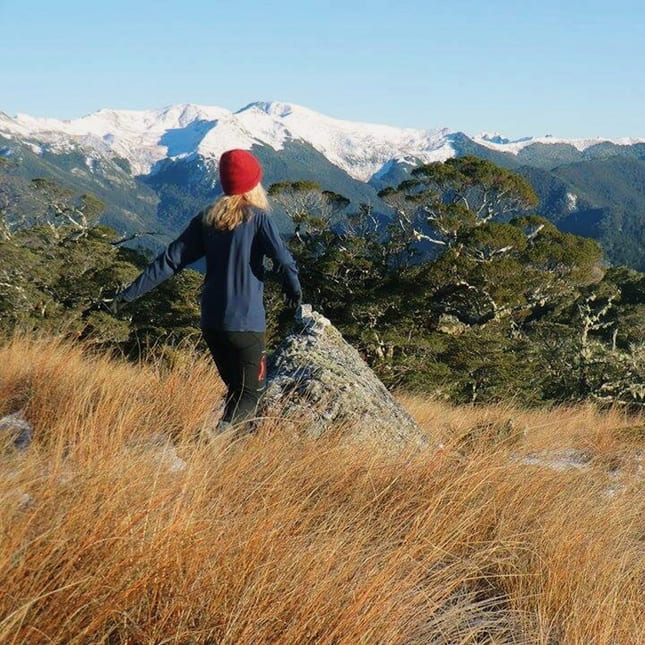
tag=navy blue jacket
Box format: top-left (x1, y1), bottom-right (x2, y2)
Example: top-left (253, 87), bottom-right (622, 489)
top-left (119, 209), bottom-right (301, 331)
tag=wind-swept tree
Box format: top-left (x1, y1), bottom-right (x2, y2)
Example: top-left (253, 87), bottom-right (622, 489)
top-left (30, 178), bottom-right (105, 241)
top-left (378, 156), bottom-right (538, 250)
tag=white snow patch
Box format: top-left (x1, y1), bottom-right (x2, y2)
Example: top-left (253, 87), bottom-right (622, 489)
top-left (473, 133), bottom-right (645, 155)
top-left (24, 141), bottom-right (43, 155)
top-left (196, 106), bottom-right (290, 161)
top-left (84, 156), bottom-right (97, 172)
top-left (476, 132), bottom-right (513, 144)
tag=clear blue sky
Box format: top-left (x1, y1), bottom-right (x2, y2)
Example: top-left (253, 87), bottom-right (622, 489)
top-left (1, 0), bottom-right (643, 138)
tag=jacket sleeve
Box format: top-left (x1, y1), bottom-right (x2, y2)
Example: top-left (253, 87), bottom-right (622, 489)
top-left (257, 213), bottom-right (302, 297)
top-left (119, 214), bottom-right (206, 303)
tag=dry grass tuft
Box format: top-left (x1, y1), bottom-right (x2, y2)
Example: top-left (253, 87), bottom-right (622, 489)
top-left (1, 335), bottom-right (643, 644)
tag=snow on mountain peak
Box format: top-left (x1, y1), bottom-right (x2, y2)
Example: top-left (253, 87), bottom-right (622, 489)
top-left (472, 132), bottom-right (645, 154)
top-left (149, 103), bottom-right (231, 128)
top-left (1, 103), bottom-right (234, 174)
top-left (4, 100), bottom-right (644, 183)
top-left (477, 132), bottom-right (510, 144)
top-left (239, 101), bottom-right (296, 118)
top-left (228, 100), bottom-right (455, 180)
top-left (1, 99), bottom-right (455, 181)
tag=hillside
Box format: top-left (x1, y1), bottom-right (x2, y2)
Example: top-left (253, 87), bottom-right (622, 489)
top-left (1, 335), bottom-right (644, 643)
top-left (0, 133), bottom-right (165, 238)
top-left (1, 102), bottom-right (644, 267)
top-left (517, 158), bottom-right (645, 270)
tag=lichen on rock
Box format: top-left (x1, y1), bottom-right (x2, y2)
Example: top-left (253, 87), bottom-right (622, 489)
top-left (261, 305), bottom-right (427, 448)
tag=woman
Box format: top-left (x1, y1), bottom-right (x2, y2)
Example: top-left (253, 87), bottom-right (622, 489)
top-left (111, 149), bottom-right (302, 433)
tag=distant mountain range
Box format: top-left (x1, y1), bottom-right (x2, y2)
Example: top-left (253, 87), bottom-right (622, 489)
top-left (1, 101), bottom-right (644, 269)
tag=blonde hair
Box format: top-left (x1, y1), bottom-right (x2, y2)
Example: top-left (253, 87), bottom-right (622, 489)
top-left (203, 183), bottom-right (269, 231)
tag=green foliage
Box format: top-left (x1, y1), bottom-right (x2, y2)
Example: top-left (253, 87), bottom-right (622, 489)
top-left (0, 178), bottom-right (202, 357)
top-left (378, 156), bottom-right (539, 251)
top-left (0, 133), bottom-right (164, 242)
top-left (520, 157), bottom-right (645, 270)
top-left (268, 180), bottom-right (322, 195)
top-left (124, 269), bottom-right (203, 354)
top-left (273, 162), bottom-right (643, 408)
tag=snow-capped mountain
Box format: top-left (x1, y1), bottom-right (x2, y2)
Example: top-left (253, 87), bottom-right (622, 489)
top-left (0, 101), bottom-right (456, 182)
top-left (2, 101), bottom-right (644, 270)
top-left (1, 100), bottom-right (644, 184)
top-left (472, 131), bottom-right (645, 155)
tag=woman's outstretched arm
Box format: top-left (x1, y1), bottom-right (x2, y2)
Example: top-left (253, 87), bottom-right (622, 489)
top-left (118, 213), bottom-right (206, 303)
top-left (257, 212), bottom-right (302, 298)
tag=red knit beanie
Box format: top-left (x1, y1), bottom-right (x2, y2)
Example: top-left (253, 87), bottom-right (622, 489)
top-left (219, 149), bottom-right (263, 195)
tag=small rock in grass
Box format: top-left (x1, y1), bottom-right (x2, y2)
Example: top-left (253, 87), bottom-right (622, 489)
top-left (0, 412), bottom-right (33, 451)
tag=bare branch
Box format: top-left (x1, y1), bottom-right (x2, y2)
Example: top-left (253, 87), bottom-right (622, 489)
top-left (412, 229), bottom-right (447, 246)
top-left (110, 231), bottom-right (158, 246)
top-left (526, 223), bottom-right (545, 241)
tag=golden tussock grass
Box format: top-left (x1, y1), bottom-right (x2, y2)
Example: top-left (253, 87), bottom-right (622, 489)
top-left (0, 334), bottom-right (643, 644)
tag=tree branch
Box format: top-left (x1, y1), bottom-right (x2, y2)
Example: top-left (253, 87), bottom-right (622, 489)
top-left (110, 231), bottom-right (158, 246)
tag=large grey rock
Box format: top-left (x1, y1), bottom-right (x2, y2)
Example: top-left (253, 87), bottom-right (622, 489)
top-left (262, 305), bottom-right (427, 447)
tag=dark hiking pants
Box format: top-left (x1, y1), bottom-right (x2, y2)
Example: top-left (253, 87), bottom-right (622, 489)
top-left (202, 330), bottom-right (267, 426)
